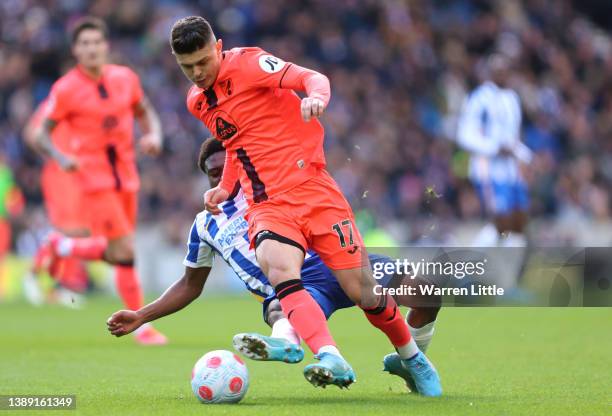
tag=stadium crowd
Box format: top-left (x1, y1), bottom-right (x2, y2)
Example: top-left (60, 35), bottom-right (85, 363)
top-left (0, 0), bottom-right (610, 248)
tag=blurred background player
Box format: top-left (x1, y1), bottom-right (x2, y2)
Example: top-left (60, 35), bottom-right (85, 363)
top-left (33, 17), bottom-right (166, 345)
top-left (457, 54), bottom-right (532, 289)
top-left (175, 17), bottom-right (440, 395)
top-left (22, 98), bottom-right (90, 307)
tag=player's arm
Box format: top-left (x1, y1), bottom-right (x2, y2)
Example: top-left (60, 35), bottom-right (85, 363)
top-left (242, 50), bottom-right (330, 121)
top-left (205, 147), bottom-right (238, 214)
top-left (278, 63), bottom-right (331, 122)
top-left (108, 217), bottom-right (215, 336)
top-left (107, 266), bottom-right (211, 337)
top-left (23, 112), bottom-right (45, 154)
top-left (216, 150), bottom-right (239, 194)
top-left (508, 92), bottom-right (533, 163)
top-left (133, 94), bottom-right (163, 156)
top-left (34, 118), bottom-right (78, 171)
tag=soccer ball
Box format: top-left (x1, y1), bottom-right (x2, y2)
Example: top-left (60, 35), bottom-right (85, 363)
top-left (190, 350), bottom-right (249, 404)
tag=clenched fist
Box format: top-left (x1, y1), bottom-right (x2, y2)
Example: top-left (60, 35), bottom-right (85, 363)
top-left (301, 96), bottom-right (326, 122)
top-left (204, 186), bottom-right (230, 215)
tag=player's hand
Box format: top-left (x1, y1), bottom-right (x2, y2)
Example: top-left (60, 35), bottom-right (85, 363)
top-left (301, 97), bottom-right (326, 122)
top-left (204, 186), bottom-right (229, 215)
top-left (106, 310), bottom-right (144, 337)
top-left (139, 133), bottom-right (163, 157)
top-left (56, 153), bottom-right (79, 172)
top-left (498, 145), bottom-right (515, 158)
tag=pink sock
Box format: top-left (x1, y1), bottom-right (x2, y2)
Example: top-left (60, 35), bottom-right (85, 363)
top-left (58, 236), bottom-right (107, 260)
top-left (363, 295), bottom-right (412, 347)
top-left (114, 265), bottom-right (143, 311)
top-left (276, 279), bottom-right (335, 354)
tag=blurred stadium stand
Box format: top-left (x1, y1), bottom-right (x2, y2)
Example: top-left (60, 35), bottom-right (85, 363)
top-left (0, 0), bottom-right (610, 293)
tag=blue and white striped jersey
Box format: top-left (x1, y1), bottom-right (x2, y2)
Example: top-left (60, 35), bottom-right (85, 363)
top-left (182, 190), bottom-right (314, 299)
top-left (457, 81), bottom-right (526, 184)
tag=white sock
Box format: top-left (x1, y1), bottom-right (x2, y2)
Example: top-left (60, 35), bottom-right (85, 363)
top-left (499, 232), bottom-right (527, 247)
top-left (408, 320), bottom-right (436, 353)
top-left (56, 237), bottom-right (74, 257)
top-left (270, 318), bottom-right (301, 345)
top-left (396, 337), bottom-right (420, 360)
top-left (472, 223), bottom-right (500, 247)
top-left (498, 232), bottom-right (527, 288)
top-left (317, 345), bottom-right (343, 359)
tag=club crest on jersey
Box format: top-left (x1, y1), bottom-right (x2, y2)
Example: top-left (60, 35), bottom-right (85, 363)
top-left (214, 113), bottom-right (238, 141)
top-left (102, 115), bottom-right (118, 131)
top-left (219, 79), bottom-right (233, 96)
top-left (258, 55), bottom-right (285, 73)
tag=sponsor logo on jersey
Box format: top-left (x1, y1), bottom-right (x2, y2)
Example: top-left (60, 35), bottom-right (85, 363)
top-left (258, 55), bottom-right (285, 73)
top-left (102, 115), bottom-right (118, 131)
top-left (215, 115), bottom-right (238, 140)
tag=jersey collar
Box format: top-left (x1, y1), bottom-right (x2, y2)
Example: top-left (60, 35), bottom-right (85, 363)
top-left (75, 64), bottom-right (107, 83)
top-left (202, 51), bottom-right (229, 94)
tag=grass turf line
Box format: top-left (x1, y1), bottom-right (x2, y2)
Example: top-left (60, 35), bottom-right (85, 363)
top-left (0, 296), bottom-right (610, 415)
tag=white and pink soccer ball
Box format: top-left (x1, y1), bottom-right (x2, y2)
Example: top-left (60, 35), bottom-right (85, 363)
top-left (191, 350), bottom-right (249, 404)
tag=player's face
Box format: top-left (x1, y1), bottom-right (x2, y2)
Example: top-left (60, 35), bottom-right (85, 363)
top-left (174, 39), bottom-right (223, 90)
top-left (205, 151), bottom-right (226, 188)
top-left (72, 29), bottom-right (109, 70)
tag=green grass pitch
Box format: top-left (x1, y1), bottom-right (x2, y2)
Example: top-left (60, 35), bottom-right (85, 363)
top-left (1, 295), bottom-right (610, 415)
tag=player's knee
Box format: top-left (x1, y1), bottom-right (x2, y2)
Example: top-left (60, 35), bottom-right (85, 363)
top-left (105, 237), bottom-right (135, 264)
top-left (332, 268), bottom-right (377, 307)
top-left (342, 280), bottom-right (375, 308)
top-left (265, 264), bottom-right (300, 286)
top-left (255, 238), bottom-right (304, 285)
top-left (257, 253), bottom-right (301, 286)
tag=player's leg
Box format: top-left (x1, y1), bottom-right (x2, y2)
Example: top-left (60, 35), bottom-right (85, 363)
top-left (48, 190), bottom-right (166, 344)
top-left (307, 170), bottom-right (441, 396)
top-left (233, 298), bottom-right (304, 363)
top-left (105, 234), bottom-right (143, 310)
top-left (372, 255), bottom-right (441, 354)
top-left (266, 299), bottom-right (301, 345)
top-left (370, 262), bottom-right (439, 393)
top-left (27, 166), bottom-right (91, 304)
top-left (250, 207), bottom-right (354, 388)
top-left (234, 258), bottom-right (355, 365)
top-left (255, 238), bottom-right (340, 356)
top-left (114, 191), bottom-right (167, 344)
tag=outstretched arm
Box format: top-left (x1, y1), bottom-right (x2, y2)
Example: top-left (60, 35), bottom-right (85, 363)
top-left (107, 266), bottom-right (211, 336)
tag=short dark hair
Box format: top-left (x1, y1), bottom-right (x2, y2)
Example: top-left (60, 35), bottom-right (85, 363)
top-left (198, 137), bottom-right (225, 173)
top-left (71, 16), bottom-right (108, 44)
top-left (170, 16), bottom-right (215, 54)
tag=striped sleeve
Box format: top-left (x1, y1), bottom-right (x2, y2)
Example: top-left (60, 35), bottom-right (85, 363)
top-left (183, 217), bottom-right (214, 268)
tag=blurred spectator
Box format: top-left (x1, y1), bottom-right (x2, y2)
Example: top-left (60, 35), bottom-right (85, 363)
top-left (0, 0), bottom-right (610, 247)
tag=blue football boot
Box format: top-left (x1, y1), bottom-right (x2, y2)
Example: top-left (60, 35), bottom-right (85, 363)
top-left (383, 352), bottom-right (442, 397)
top-left (232, 333), bottom-right (304, 363)
top-left (303, 352), bottom-right (356, 389)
